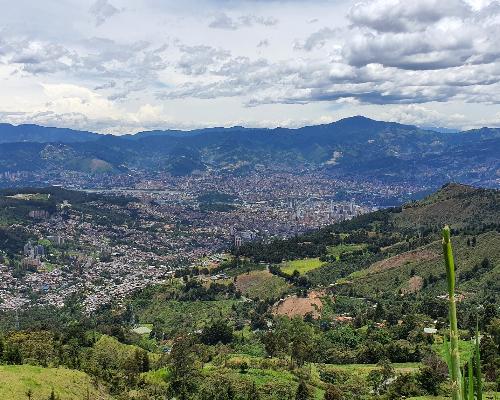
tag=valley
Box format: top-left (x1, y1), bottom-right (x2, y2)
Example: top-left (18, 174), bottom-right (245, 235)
top-left (0, 182), bottom-right (498, 399)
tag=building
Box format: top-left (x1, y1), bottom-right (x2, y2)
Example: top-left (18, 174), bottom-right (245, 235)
top-left (47, 235), bottom-right (65, 246)
top-left (23, 241), bottom-right (44, 258)
top-left (234, 230), bottom-right (256, 248)
top-left (28, 210), bottom-right (50, 219)
top-left (21, 257), bottom-right (42, 269)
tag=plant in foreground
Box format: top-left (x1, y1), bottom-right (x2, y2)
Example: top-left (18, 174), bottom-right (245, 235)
top-left (442, 226), bottom-right (483, 400)
top-left (442, 225), bottom-right (463, 400)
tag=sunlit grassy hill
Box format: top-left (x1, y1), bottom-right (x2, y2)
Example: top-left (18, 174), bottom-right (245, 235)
top-left (0, 365), bottom-right (111, 400)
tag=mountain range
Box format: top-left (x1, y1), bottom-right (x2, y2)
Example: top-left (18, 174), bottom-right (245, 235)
top-left (0, 116), bottom-right (498, 185)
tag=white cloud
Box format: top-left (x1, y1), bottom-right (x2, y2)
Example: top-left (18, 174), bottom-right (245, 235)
top-left (89, 0), bottom-right (120, 26)
top-left (0, 0), bottom-right (499, 132)
top-left (208, 13), bottom-right (278, 30)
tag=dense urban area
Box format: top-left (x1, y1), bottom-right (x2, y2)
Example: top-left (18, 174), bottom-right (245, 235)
top-left (0, 170), bottom-right (403, 313)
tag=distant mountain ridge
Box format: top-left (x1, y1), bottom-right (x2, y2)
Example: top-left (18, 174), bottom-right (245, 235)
top-left (1, 116), bottom-right (495, 143)
top-left (0, 123), bottom-right (101, 143)
top-left (0, 117), bottom-right (498, 185)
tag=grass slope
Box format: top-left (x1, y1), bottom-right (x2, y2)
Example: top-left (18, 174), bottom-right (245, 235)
top-left (235, 270), bottom-right (289, 300)
top-left (347, 231), bottom-right (500, 297)
top-left (0, 365), bottom-right (110, 400)
top-left (393, 183), bottom-right (500, 231)
top-left (281, 258), bottom-right (324, 275)
top-left (135, 297), bottom-right (238, 337)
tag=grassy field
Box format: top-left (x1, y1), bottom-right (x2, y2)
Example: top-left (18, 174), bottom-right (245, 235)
top-left (0, 365), bottom-right (110, 400)
top-left (408, 395), bottom-right (499, 400)
top-left (280, 257), bottom-right (324, 275)
top-left (204, 356), bottom-right (426, 400)
top-left (433, 338), bottom-right (475, 367)
top-left (326, 243), bottom-right (367, 260)
top-left (136, 298), bottom-right (238, 337)
top-left (6, 193), bottom-right (51, 201)
top-left (235, 270), bottom-right (289, 300)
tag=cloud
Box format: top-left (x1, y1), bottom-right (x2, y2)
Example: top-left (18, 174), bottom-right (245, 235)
top-left (2, 35), bottom-right (169, 100)
top-left (294, 27), bottom-right (339, 51)
top-left (377, 104), bottom-right (468, 128)
top-left (208, 13), bottom-right (278, 30)
top-left (1, 0), bottom-right (500, 132)
top-left (3, 38), bottom-right (77, 74)
top-left (344, 0), bottom-right (500, 69)
top-left (177, 45), bottom-right (231, 75)
top-left (347, 0), bottom-right (470, 33)
top-left (89, 0), bottom-right (120, 27)
top-left (94, 81), bottom-right (116, 90)
top-left (0, 83), bottom-right (189, 133)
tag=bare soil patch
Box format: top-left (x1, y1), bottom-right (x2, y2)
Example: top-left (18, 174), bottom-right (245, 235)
top-left (273, 290), bottom-right (324, 319)
top-left (367, 249), bottom-right (438, 274)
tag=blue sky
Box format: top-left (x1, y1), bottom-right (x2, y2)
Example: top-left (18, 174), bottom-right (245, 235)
top-left (0, 0), bottom-right (500, 133)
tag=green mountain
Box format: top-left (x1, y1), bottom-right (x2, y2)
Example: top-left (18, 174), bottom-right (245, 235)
top-left (0, 123), bottom-right (100, 143)
top-left (0, 117), bottom-right (498, 186)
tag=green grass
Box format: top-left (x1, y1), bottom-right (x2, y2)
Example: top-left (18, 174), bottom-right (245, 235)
top-left (433, 338), bottom-right (475, 367)
top-left (407, 395), bottom-right (500, 400)
top-left (347, 231), bottom-right (500, 298)
top-left (280, 258), bottom-right (324, 275)
top-left (6, 193), bottom-right (51, 201)
top-left (320, 362), bottom-right (420, 375)
top-left (204, 357), bottom-right (423, 400)
top-left (43, 262), bottom-right (58, 272)
top-left (326, 243), bottom-right (367, 260)
top-left (136, 298), bottom-right (238, 337)
top-left (0, 364), bottom-right (110, 400)
top-left (236, 270), bottom-right (289, 300)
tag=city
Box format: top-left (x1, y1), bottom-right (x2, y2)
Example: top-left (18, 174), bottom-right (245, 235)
top-left (0, 170), bottom-right (416, 313)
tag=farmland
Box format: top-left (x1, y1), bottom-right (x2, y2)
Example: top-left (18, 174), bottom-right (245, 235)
top-left (280, 257), bottom-right (325, 275)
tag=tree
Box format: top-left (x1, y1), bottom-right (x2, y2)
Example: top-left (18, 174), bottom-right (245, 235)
top-left (247, 382), bottom-right (260, 400)
top-left (167, 335), bottom-right (201, 400)
top-left (198, 375), bottom-right (236, 400)
top-left (385, 373), bottom-right (422, 399)
top-left (48, 388), bottom-right (57, 400)
top-left (200, 319), bottom-right (233, 345)
top-left (262, 330), bottom-right (288, 358)
top-left (323, 385), bottom-right (343, 400)
top-left (239, 360), bottom-right (249, 374)
top-left (418, 353), bottom-right (448, 395)
top-left (288, 318), bottom-right (315, 367)
top-left (367, 359), bottom-right (394, 394)
top-left (295, 380), bottom-right (311, 400)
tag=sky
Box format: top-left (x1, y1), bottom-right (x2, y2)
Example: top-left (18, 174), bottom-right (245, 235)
top-left (1, 0), bottom-right (500, 134)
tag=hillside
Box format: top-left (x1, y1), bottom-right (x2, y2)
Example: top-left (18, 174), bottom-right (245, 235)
top-left (0, 365), bottom-right (111, 400)
top-left (345, 230), bottom-right (500, 298)
top-left (394, 183), bottom-right (500, 231)
top-left (0, 117), bottom-right (498, 186)
top-left (236, 183), bottom-right (500, 300)
top-left (0, 187), bottom-right (135, 256)
top-left (0, 123), bottom-right (100, 143)
top-left (0, 183), bottom-right (498, 400)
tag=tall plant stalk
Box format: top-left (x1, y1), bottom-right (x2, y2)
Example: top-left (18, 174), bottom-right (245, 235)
top-left (475, 319), bottom-right (482, 400)
top-left (468, 357), bottom-right (474, 400)
top-left (442, 226), bottom-right (463, 400)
